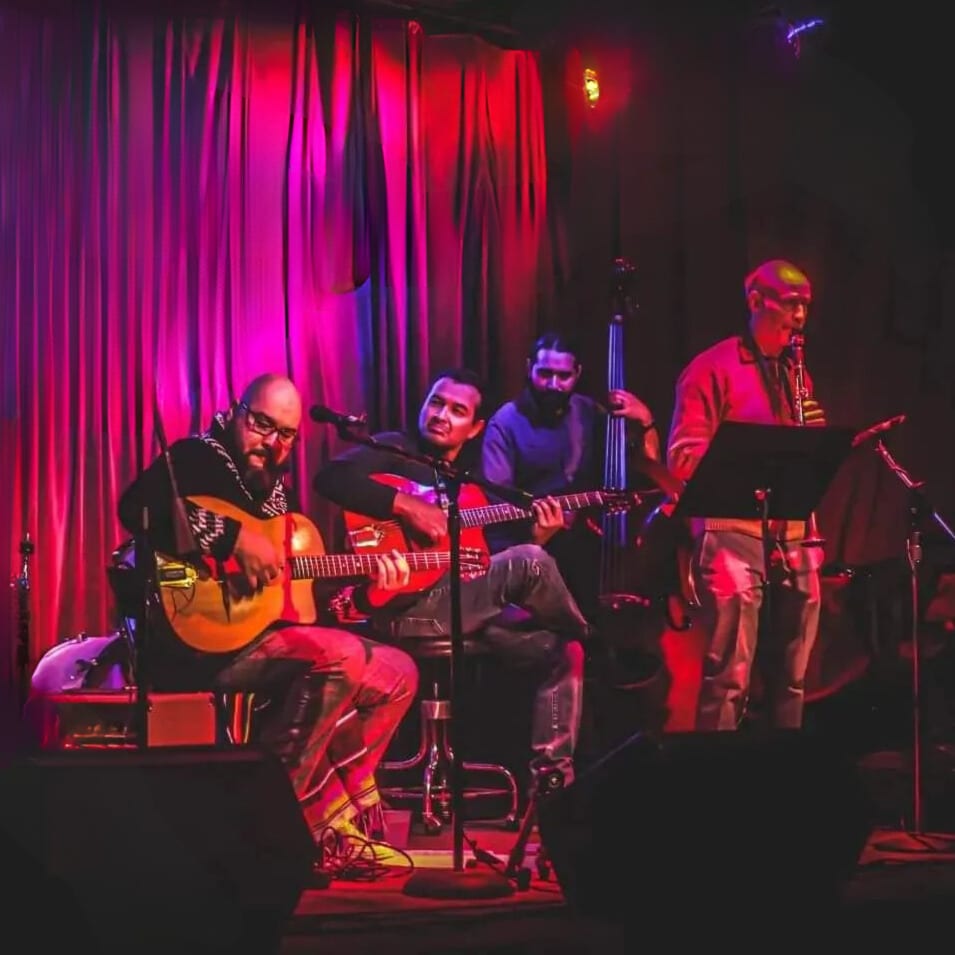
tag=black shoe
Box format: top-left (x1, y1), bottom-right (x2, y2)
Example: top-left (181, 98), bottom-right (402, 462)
top-left (309, 862), bottom-right (333, 890)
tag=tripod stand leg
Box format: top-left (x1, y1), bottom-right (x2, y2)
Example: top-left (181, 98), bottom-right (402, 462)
top-left (504, 797), bottom-right (538, 890)
top-left (504, 767), bottom-right (564, 889)
top-left (536, 842), bottom-right (551, 881)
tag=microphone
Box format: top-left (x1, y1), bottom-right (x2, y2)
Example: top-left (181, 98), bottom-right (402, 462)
top-left (309, 404), bottom-right (367, 428)
top-left (852, 413), bottom-right (906, 448)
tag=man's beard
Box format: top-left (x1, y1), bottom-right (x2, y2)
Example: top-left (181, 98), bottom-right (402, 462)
top-left (243, 450), bottom-right (280, 494)
top-left (531, 388), bottom-right (572, 419)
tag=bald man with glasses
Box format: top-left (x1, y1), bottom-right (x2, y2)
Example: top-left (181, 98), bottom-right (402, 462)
top-left (666, 259), bottom-right (829, 733)
top-left (117, 373), bottom-right (418, 876)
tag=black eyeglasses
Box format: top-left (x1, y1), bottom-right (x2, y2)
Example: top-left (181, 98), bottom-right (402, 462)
top-left (239, 402), bottom-right (298, 443)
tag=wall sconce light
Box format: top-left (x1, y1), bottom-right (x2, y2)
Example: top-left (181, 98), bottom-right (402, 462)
top-left (583, 67), bottom-right (600, 107)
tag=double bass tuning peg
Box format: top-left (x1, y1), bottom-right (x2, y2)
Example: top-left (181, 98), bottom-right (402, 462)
top-left (612, 256), bottom-right (635, 279)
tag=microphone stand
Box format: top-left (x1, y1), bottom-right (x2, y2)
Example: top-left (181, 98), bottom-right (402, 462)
top-left (866, 437), bottom-right (955, 853)
top-left (130, 401), bottom-right (200, 749)
top-left (13, 533), bottom-right (34, 714)
top-left (327, 423), bottom-right (531, 897)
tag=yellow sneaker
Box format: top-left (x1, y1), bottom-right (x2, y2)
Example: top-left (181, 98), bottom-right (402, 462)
top-left (331, 816), bottom-right (410, 869)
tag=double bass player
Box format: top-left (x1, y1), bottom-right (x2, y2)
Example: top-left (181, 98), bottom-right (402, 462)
top-left (480, 321), bottom-right (661, 630)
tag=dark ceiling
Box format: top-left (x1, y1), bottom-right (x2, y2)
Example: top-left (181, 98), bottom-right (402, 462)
top-left (388, 0), bottom-right (954, 234)
top-left (8, 0), bottom-right (949, 228)
top-left (378, 0), bottom-right (943, 103)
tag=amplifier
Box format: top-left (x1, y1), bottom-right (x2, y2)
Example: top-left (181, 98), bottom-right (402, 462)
top-left (23, 690), bottom-right (219, 749)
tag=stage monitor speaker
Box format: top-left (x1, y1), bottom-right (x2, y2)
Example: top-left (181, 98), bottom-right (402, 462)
top-left (537, 730), bottom-right (874, 927)
top-left (0, 747), bottom-right (313, 954)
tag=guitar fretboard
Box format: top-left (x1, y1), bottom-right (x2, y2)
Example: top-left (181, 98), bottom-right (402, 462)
top-left (291, 551), bottom-right (456, 580)
top-left (460, 491), bottom-right (609, 528)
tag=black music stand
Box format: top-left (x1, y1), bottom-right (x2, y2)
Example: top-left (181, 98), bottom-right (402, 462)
top-left (674, 422), bottom-right (855, 645)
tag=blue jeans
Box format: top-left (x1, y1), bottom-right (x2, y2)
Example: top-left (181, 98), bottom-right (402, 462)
top-left (386, 544), bottom-right (588, 785)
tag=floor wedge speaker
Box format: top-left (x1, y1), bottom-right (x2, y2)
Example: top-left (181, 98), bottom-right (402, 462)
top-left (0, 746), bottom-right (313, 954)
top-left (537, 729), bottom-right (874, 928)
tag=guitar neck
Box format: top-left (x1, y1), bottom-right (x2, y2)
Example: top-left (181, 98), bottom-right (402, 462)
top-left (290, 552), bottom-right (451, 579)
top-left (460, 491), bottom-right (608, 528)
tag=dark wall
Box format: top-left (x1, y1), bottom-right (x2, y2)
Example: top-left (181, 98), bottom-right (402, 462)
top-left (538, 4), bottom-right (955, 571)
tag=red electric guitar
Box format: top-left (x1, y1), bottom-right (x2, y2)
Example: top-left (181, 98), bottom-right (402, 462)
top-left (342, 473), bottom-right (640, 598)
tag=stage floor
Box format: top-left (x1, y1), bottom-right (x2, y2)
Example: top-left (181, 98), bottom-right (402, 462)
top-left (281, 819), bottom-right (955, 953)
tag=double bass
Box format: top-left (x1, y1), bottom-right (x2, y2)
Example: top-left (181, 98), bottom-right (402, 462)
top-left (594, 259), bottom-right (674, 680)
top-left (594, 261), bottom-right (697, 631)
top-left (597, 259), bottom-right (639, 610)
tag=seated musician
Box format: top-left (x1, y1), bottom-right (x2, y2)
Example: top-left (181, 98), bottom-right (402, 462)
top-left (480, 330), bottom-right (661, 623)
top-left (117, 372), bottom-right (418, 873)
top-left (312, 367), bottom-right (591, 790)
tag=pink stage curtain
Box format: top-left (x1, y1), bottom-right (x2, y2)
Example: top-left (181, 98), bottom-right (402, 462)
top-left (0, 4), bottom-right (552, 696)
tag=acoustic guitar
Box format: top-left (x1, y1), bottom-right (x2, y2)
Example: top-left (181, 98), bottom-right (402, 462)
top-left (343, 473), bottom-right (639, 597)
top-left (154, 495), bottom-right (488, 654)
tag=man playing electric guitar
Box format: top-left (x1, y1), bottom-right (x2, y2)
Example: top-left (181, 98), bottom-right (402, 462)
top-left (313, 367), bottom-right (593, 790)
top-left (117, 373), bottom-right (418, 873)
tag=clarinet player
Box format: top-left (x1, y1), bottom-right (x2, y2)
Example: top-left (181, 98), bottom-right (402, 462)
top-left (666, 259), bottom-right (828, 731)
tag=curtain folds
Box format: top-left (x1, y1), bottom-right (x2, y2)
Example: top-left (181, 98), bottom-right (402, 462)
top-left (0, 5), bottom-right (551, 686)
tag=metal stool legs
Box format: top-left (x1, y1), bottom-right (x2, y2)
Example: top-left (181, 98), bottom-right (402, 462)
top-left (380, 680), bottom-right (520, 833)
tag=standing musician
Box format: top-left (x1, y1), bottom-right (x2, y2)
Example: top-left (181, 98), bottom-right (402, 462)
top-left (666, 259), bottom-right (828, 731)
top-left (312, 367), bottom-right (592, 790)
top-left (117, 373), bottom-right (418, 870)
top-left (480, 331), bottom-right (661, 621)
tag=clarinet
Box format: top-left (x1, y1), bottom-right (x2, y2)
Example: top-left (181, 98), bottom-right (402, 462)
top-left (789, 334), bottom-right (825, 548)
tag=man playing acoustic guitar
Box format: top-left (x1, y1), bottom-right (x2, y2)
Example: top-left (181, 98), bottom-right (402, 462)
top-left (312, 368), bottom-right (592, 790)
top-left (117, 373), bottom-right (418, 874)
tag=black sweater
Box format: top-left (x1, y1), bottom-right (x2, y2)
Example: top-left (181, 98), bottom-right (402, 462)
top-left (115, 416), bottom-right (294, 685)
top-left (313, 430), bottom-right (474, 617)
top-left (312, 431), bottom-right (443, 520)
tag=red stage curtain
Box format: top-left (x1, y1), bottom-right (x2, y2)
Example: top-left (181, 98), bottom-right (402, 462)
top-left (0, 5), bottom-right (553, 692)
